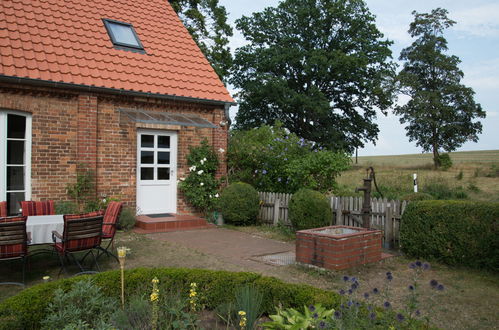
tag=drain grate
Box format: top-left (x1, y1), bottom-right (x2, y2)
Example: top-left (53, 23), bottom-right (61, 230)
top-left (254, 251), bottom-right (296, 266)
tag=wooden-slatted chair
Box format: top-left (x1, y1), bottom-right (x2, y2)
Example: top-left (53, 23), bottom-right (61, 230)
top-left (52, 211), bottom-right (103, 275)
top-left (21, 200), bottom-right (55, 216)
top-left (99, 201), bottom-right (123, 262)
top-left (0, 201), bottom-right (7, 217)
top-left (0, 216), bottom-right (29, 286)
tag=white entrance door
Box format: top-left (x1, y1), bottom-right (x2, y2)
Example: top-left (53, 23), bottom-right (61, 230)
top-left (136, 130), bottom-right (177, 215)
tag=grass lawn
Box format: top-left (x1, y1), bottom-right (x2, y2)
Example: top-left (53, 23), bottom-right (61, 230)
top-left (1, 228), bottom-right (498, 330)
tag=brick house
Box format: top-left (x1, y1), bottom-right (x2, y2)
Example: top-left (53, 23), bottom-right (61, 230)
top-left (0, 0), bottom-right (234, 216)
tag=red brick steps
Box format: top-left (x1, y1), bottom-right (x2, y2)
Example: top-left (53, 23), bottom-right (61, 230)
top-left (133, 214), bottom-right (214, 234)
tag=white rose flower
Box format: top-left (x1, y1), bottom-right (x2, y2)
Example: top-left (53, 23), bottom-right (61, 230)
top-left (180, 177), bottom-right (185, 181)
top-left (200, 182), bottom-right (204, 186)
top-left (197, 170), bottom-right (204, 175)
top-left (200, 159), bottom-right (205, 165)
top-left (218, 148), bottom-right (225, 153)
top-left (203, 157), bottom-right (207, 161)
top-left (209, 194), bottom-right (212, 198)
top-left (215, 193), bottom-right (219, 198)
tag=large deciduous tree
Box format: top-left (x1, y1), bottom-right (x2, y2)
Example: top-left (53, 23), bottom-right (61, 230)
top-left (170, 0), bottom-right (233, 83)
top-left (396, 8), bottom-right (486, 168)
top-left (230, 0), bottom-right (396, 152)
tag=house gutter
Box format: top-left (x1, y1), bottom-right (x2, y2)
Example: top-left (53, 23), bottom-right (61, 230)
top-left (0, 75), bottom-right (237, 108)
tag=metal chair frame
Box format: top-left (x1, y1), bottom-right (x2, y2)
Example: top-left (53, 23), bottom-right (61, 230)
top-left (0, 217), bottom-right (29, 287)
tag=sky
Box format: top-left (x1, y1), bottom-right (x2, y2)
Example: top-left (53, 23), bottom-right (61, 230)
top-left (218, 0), bottom-right (499, 156)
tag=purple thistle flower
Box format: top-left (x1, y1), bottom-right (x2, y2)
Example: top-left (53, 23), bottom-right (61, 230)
top-left (430, 279), bottom-right (438, 288)
top-left (340, 304), bottom-right (345, 309)
top-left (363, 292), bottom-right (370, 299)
top-left (355, 302), bottom-right (360, 307)
top-left (347, 289), bottom-right (353, 295)
top-left (415, 310), bottom-right (421, 317)
top-left (386, 271), bottom-right (392, 276)
top-left (415, 260), bottom-right (422, 267)
top-left (369, 312), bottom-right (376, 320)
top-left (342, 275), bottom-right (350, 282)
top-left (386, 274), bottom-right (393, 281)
top-left (347, 301), bottom-right (353, 307)
top-left (262, 169), bottom-right (267, 174)
top-left (334, 311), bottom-right (342, 319)
top-left (309, 305), bottom-right (316, 312)
top-left (350, 277), bottom-right (357, 282)
top-left (437, 284), bottom-right (445, 291)
top-left (372, 288), bottom-right (379, 294)
top-left (319, 321), bottom-right (327, 329)
top-left (409, 263), bottom-right (416, 269)
top-left (351, 282), bottom-right (358, 290)
top-left (423, 263), bottom-right (430, 270)
top-left (313, 313), bottom-right (319, 319)
top-left (339, 289), bottom-right (345, 295)
top-left (408, 285), bottom-right (415, 291)
top-left (383, 301), bottom-right (391, 309)
top-left (397, 313), bottom-right (405, 322)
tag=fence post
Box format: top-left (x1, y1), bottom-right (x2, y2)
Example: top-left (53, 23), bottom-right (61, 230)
top-left (336, 198), bottom-right (343, 225)
top-left (273, 198), bottom-right (280, 226)
top-left (384, 203), bottom-right (393, 249)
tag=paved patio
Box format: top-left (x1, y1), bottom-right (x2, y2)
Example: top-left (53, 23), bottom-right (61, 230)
top-left (146, 227), bottom-right (295, 271)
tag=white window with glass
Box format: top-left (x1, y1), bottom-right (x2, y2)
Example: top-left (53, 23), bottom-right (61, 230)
top-left (0, 111), bottom-right (31, 216)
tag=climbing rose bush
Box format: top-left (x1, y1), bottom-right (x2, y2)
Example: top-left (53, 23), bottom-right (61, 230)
top-left (228, 123), bottom-right (351, 193)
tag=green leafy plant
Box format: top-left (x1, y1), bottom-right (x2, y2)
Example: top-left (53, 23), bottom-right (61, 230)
top-left (118, 207), bottom-right (136, 231)
top-left (288, 189), bottom-right (332, 230)
top-left (455, 170), bottom-right (464, 180)
top-left (178, 139), bottom-right (221, 214)
top-left (218, 182), bottom-right (260, 226)
top-left (438, 153), bottom-right (453, 170)
top-left (54, 201), bottom-right (79, 215)
top-left (401, 193), bottom-right (433, 201)
top-left (400, 200), bottom-right (499, 270)
top-left (263, 304), bottom-right (334, 329)
top-left (41, 279), bottom-right (116, 329)
top-left (66, 165), bottom-right (95, 212)
top-left (423, 182), bottom-right (467, 200)
top-left (234, 285), bottom-right (264, 329)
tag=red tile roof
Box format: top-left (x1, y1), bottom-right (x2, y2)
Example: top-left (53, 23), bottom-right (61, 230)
top-left (0, 0), bottom-right (234, 104)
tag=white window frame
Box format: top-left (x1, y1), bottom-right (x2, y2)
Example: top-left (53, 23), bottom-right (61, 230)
top-left (0, 110), bottom-right (32, 212)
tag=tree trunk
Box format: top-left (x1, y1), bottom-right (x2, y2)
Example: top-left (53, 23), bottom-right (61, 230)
top-left (432, 145), bottom-right (440, 169)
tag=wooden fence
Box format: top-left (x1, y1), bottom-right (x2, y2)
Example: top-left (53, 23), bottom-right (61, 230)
top-left (258, 192), bottom-right (408, 247)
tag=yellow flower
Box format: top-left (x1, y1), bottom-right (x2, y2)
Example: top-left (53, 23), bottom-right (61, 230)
top-left (42, 276), bottom-right (50, 281)
top-left (189, 291), bottom-right (197, 297)
top-left (152, 277), bottom-right (159, 284)
top-left (150, 292), bottom-right (159, 302)
top-left (238, 310), bottom-right (246, 316)
top-left (190, 282), bottom-right (197, 288)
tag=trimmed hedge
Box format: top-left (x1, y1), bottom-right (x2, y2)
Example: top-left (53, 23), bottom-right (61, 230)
top-left (0, 268), bottom-right (341, 329)
top-left (400, 200), bottom-right (499, 270)
top-left (289, 189), bottom-right (332, 230)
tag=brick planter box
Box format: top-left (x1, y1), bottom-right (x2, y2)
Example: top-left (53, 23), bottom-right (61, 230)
top-left (296, 225), bottom-right (382, 270)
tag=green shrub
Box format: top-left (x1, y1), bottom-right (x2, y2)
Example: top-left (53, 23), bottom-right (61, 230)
top-left (219, 182), bottom-right (260, 226)
top-left (288, 189), bottom-right (332, 230)
top-left (54, 201), bottom-right (79, 215)
top-left (41, 279), bottom-right (116, 329)
top-left (178, 139), bottom-right (221, 213)
top-left (118, 207), bottom-right (136, 231)
top-left (401, 192), bottom-right (433, 201)
top-left (0, 268), bottom-right (341, 328)
top-left (400, 200), bottom-right (499, 270)
top-left (228, 123), bottom-right (350, 193)
top-left (438, 153), bottom-right (453, 170)
top-left (423, 182), bottom-right (468, 200)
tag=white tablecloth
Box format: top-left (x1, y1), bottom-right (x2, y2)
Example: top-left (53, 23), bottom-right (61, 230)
top-left (27, 215), bottom-right (64, 245)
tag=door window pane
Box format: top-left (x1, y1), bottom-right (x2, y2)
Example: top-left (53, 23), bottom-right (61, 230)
top-left (7, 140), bottom-right (24, 164)
top-left (141, 151), bottom-right (154, 164)
top-left (157, 168), bottom-right (170, 180)
top-left (141, 135), bottom-right (154, 148)
top-left (140, 167), bottom-right (154, 180)
top-left (7, 114), bottom-right (26, 138)
top-left (157, 152), bottom-right (170, 164)
top-left (158, 136), bottom-right (170, 148)
top-left (7, 166), bottom-right (24, 190)
top-left (7, 192), bottom-right (24, 216)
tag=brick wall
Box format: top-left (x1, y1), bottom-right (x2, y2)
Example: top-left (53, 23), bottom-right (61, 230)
top-left (296, 226), bottom-right (382, 270)
top-left (0, 86), bottom-right (229, 215)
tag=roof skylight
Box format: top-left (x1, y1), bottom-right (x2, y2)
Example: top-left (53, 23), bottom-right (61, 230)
top-left (103, 19), bottom-right (144, 52)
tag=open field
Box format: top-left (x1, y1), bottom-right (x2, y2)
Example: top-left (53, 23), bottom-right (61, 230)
top-left (337, 150), bottom-right (499, 202)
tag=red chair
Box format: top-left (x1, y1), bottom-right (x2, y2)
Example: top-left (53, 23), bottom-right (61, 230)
top-left (21, 200), bottom-right (55, 216)
top-left (0, 216), bottom-right (29, 286)
top-left (0, 201), bottom-right (7, 217)
top-left (52, 211), bottom-right (103, 275)
top-left (99, 202), bottom-right (123, 262)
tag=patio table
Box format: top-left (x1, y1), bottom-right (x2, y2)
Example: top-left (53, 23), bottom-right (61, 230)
top-left (27, 215), bottom-right (64, 245)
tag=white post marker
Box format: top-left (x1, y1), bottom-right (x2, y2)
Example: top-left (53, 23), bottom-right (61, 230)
top-left (413, 173), bottom-right (418, 193)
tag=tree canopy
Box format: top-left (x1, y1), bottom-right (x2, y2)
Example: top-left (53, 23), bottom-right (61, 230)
top-left (395, 8), bottom-right (486, 168)
top-left (170, 0), bottom-right (233, 83)
top-left (230, 0), bottom-right (396, 153)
